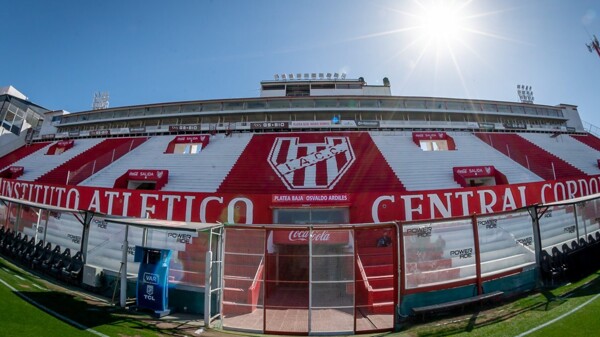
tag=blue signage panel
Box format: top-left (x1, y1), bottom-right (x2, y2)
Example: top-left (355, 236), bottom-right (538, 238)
top-left (136, 247), bottom-right (172, 316)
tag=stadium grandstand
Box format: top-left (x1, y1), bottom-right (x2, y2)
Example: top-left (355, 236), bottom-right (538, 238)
top-left (1, 75), bottom-right (600, 334)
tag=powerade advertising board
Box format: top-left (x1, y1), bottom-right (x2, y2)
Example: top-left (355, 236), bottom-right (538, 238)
top-left (135, 246), bottom-right (172, 317)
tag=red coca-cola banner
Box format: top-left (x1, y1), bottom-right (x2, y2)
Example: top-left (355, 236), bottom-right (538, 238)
top-left (413, 132), bottom-right (448, 141)
top-left (127, 169), bottom-right (168, 180)
top-left (9, 166), bottom-right (24, 174)
top-left (57, 140), bottom-right (75, 148)
top-left (272, 229), bottom-right (350, 245)
top-left (453, 166), bottom-right (508, 187)
top-left (46, 139), bottom-right (75, 155)
top-left (454, 166), bottom-right (495, 178)
top-left (0, 166), bottom-right (24, 179)
top-left (113, 170), bottom-right (169, 190)
top-left (165, 135), bottom-right (210, 153)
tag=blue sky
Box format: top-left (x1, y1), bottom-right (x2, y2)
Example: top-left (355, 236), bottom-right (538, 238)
top-left (2, 0), bottom-right (600, 127)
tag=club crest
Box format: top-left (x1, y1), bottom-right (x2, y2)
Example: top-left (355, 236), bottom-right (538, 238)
top-left (268, 137), bottom-right (355, 190)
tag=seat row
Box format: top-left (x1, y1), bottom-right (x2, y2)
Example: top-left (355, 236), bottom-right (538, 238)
top-left (540, 231), bottom-right (600, 286)
top-left (0, 226), bottom-right (84, 284)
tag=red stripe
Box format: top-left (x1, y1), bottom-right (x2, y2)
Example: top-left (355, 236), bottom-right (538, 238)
top-left (293, 146), bottom-right (307, 187)
top-left (335, 138), bottom-right (348, 181)
top-left (276, 139), bottom-right (291, 165)
top-left (315, 145), bottom-right (327, 186)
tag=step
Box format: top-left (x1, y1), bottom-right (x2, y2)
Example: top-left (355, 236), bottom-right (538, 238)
top-left (366, 276), bottom-right (394, 289)
top-left (359, 254), bottom-right (393, 266)
top-left (371, 287), bottom-right (394, 302)
top-left (363, 264), bottom-right (393, 277)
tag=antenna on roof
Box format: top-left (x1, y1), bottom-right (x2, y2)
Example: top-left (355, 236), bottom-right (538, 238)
top-left (92, 92), bottom-right (110, 110)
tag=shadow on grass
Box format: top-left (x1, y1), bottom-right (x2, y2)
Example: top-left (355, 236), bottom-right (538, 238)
top-left (404, 272), bottom-right (600, 337)
top-left (17, 291), bottom-right (194, 336)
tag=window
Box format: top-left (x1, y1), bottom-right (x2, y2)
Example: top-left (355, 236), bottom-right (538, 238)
top-left (223, 102), bottom-right (245, 110)
top-left (405, 100), bottom-right (426, 109)
top-left (269, 100), bottom-right (290, 109)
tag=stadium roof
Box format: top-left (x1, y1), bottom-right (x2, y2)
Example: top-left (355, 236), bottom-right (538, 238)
top-left (105, 217), bottom-right (222, 233)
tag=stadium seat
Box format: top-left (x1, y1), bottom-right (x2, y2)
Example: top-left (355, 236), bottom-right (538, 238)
top-left (50, 248), bottom-right (71, 277)
top-left (61, 251), bottom-right (83, 283)
top-left (540, 251), bottom-right (559, 286)
top-left (9, 233), bottom-right (26, 257)
top-left (24, 240), bottom-right (44, 266)
top-left (41, 245), bottom-right (62, 272)
top-left (18, 237), bottom-right (36, 262)
top-left (32, 242), bottom-right (52, 269)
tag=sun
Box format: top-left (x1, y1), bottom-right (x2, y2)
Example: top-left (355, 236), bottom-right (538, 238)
top-left (417, 1), bottom-right (470, 45)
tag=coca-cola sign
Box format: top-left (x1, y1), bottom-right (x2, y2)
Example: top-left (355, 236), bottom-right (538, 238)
top-left (57, 140), bottom-right (74, 148)
top-left (174, 135), bottom-right (207, 143)
top-left (8, 166), bottom-right (24, 174)
top-left (128, 170), bottom-right (167, 180)
top-left (273, 230), bottom-right (350, 245)
top-left (453, 166), bottom-right (495, 177)
top-left (412, 132), bottom-right (447, 140)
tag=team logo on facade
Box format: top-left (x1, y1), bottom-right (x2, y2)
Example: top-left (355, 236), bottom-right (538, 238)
top-left (268, 137), bottom-right (355, 190)
top-left (485, 166), bottom-right (492, 175)
top-left (157, 171), bottom-right (164, 179)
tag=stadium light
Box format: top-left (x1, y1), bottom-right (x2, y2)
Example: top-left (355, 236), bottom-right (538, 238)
top-left (274, 74), bottom-right (279, 80)
top-left (341, 73), bottom-right (346, 79)
top-left (334, 73), bottom-right (339, 79)
top-left (516, 84), bottom-right (534, 104)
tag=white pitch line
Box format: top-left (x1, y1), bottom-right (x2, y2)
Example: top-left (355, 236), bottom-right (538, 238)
top-left (32, 284), bottom-right (46, 290)
top-left (0, 276), bottom-right (110, 337)
top-left (14, 274), bottom-right (26, 281)
top-left (515, 293), bottom-right (600, 337)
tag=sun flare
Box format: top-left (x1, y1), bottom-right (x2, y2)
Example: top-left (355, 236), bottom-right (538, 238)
top-left (417, 1), bottom-right (469, 44)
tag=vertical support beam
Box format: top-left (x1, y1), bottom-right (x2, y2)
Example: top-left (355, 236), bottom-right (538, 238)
top-left (308, 226), bottom-right (313, 334)
top-left (353, 226), bottom-right (358, 334)
top-left (80, 212), bottom-right (93, 264)
top-left (141, 228), bottom-right (148, 247)
top-left (42, 210), bottom-right (49, 244)
top-left (34, 209), bottom-right (42, 244)
top-left (471, 214), bottom-right (483, 295)
top-left (393, 221), bottom-right (402, 326)
top-left (529, 206), bottom-right (543, 288)
top-left (397, 221), bottom-right (406, 316)
top-left (120, 225), bottom-right (130, 308)
top-left (573, 205), bottom-right (581, 240)
top-left (204, 250), bottom-right (213, 328)
top-left (14, 204), bottom-right (22, 232)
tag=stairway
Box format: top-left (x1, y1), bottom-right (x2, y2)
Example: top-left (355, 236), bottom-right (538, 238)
top-left (222, 229), bottom-right (265, 315)
top-left (475, 133), bottom-right (586, 180)
top-left (355, 229), bottom-right (395, 314)
top-left (36, 138), bottom-right (147, 185)
top-left (0, 142), bottom-right (51, 171)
